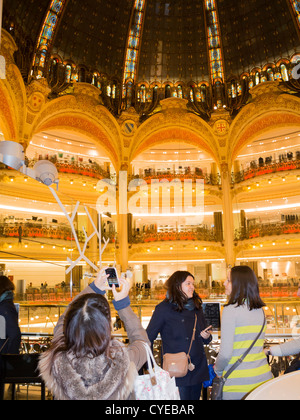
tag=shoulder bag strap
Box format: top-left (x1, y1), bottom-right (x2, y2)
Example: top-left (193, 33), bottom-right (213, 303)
top-left (224, 313), bottom-right (266, 380)
top-left (0, 338), bottom-right (9, 353)
top-left (187, 314), bottom-right (197, 358)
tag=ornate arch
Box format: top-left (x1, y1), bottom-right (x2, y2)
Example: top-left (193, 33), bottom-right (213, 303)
top-left (0, 30), bottom-right (27, 142)
top-left (129, 97), bottom-right (219, 163)
top-left (30, 94), bottom-right (122, 169)
top-left (0, 82), bottom-right (17, 140)
top-left (229, 83), bottom-right (300, 161)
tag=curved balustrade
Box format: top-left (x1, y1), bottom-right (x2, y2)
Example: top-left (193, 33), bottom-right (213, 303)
top-left (0, 222), bottom-right (85, 242)
top-left (232, 156), bottom-right (300, 183)
top-left (130, 172), bottom-right (221, 186)
top-left (54, 161), bottom-right (110, 179)
top-left (131, 227), bottom-right (218, 244)
top-left (235, 221), bottom-right (300, 241)
top-left (27, 158), bottom-right (111, 180)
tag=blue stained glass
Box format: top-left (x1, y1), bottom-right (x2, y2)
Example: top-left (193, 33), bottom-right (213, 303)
top-left (50, 15), bottom-right (57, 26)
top-left (129, 37), bottom-right (138, 48)
top-left (205, 0), bottom-right (224, 81)
top-left (123, 0), bottom-right (146, 85)
top-left (34, 0), bottom-right (66, 73)
top-left (290, 0), bottom-right (300, 26)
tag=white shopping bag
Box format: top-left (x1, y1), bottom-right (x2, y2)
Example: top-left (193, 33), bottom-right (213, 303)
top-left (134, 342), bottom-right (180, 400)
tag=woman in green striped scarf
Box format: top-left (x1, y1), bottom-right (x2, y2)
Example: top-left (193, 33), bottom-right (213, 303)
top-left (214, 266), bottom-right (273, 400)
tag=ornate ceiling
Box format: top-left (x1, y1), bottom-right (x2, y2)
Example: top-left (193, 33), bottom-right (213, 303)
top-left (3, 0), bottom-right (300, 86)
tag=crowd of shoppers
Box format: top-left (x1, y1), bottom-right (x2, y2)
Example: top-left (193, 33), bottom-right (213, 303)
top-left (1, 267), bottom-right (299, 400)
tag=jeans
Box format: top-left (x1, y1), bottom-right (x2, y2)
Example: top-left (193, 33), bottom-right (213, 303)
top-left (178, 384), bottom-right (202, 400)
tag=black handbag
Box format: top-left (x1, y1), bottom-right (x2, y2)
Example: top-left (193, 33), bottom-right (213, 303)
top-left (211, 315), bottom-right (266, 400)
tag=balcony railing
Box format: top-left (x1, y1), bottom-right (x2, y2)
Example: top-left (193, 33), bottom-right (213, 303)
top-left (130, 172), bottom-right (221, 186)
top-left (27, 158), bottom-right (111, 180)
top-left (131, 227), bottom-right (218, 244)
top-left (0, 222), bottom-right (85, 242)
top-left (232, 156), bottom-right (300, 184)
top-left (234, 220), bottom-right (300, 241)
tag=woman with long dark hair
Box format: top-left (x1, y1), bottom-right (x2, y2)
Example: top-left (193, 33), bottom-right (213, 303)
top-left (39, 270), bottom-right (149, 400)
top-left (146, 271), bottom-right (212, 400)
top-left (214, 265), bottom-right (273, 400)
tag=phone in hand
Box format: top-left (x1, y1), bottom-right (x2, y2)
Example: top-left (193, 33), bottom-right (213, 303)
top-left (105, 267), bottom-right (120, 288)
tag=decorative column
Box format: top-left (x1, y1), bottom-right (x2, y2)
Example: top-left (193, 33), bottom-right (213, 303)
top-left (86, 207), bottom-right (99, 270)
top-left (220, 163), bottom-right (235, 267)
top-left (116, 164), bottom-right (129, 271)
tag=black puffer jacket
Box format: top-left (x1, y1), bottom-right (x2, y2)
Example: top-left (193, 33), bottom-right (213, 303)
top-left (0, 292), bottom-right (21, 354)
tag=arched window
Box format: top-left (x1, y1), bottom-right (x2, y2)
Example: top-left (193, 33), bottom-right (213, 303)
top-left (140, 85), bottom-right (146, 102)
top-left (92, 73), bottom-right (98, 86)
top-left (261, 74), bottom-right (267, 83)
top-left (194, 87), bottom-right (200, 102)
top-left (65, 65), bottom-right (72, 83)
top-left (280, 64), bottom-right (289, 81)
top-left (267, 68), bottom-right (274, 81)
top-left (229, 80), bottom-right (237, 98)
top-left (177, 85), bottom-right (183, 98)
top-left (165, 84), bottom-right (171, 98)
top-left (111, 84), bottom-right (116, 99)
top-left (189, 88), bottom-right (194, 102)
top-left (78, 67), bottom-right (86, 83)
top-left (200, 85), bottom-right (207, 102)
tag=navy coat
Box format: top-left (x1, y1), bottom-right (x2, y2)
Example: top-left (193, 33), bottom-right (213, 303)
top-left (0, 298), bottom-right (21, 354)
top-left (146, 299), bottom-right (211, 387)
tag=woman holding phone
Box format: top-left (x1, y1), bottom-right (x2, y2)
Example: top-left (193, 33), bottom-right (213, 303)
top-left (39, 268), bottom-right (150, 400)
top-left (146, 271), bottom-right (212, 400)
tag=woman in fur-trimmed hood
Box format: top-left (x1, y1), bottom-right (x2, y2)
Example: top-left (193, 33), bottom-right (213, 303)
top-left (38, 270), bottom-right (150, 400)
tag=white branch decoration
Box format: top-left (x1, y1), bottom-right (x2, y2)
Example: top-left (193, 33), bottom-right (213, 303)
top-left (49, 187), bottom-right (109, 276)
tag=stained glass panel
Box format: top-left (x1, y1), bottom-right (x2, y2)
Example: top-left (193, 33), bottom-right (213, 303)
top-left (290, 0), bottom-right (300, 26)
top-left (123, 0), bottom-right (146, 84)
top-left (33, 0), bottom-right (67, 77)
top-left (204, 0), bottom-right (224, 82)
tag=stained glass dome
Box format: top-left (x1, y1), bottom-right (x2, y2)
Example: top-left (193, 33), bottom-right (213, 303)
top-left (3, 0), bottom-right (300, 85)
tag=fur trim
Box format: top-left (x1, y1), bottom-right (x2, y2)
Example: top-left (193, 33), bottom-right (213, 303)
top-left (38, 340), bottom-right (138, 400)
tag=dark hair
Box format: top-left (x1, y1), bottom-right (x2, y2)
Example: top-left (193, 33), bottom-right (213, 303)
top-left (52, 294), bottom-right (112, 360)
top-left (165, 270), bottom-right (202, 312)
top-left (225, 265), bottom-right (265, 310)
top-left (0, 275), bottom-right (15, 296)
